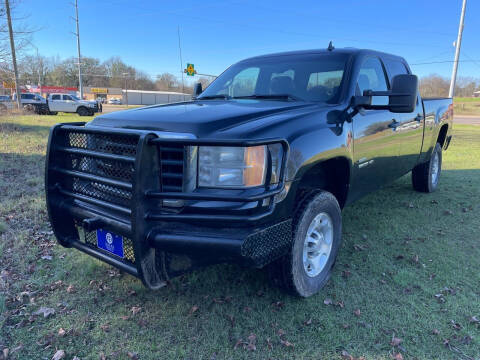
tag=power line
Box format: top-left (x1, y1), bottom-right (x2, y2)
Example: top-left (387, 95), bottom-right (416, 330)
top-left (410, 59), bottom-right (480, 66)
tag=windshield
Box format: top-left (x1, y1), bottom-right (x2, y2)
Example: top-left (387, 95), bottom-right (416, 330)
top-left (198, 53), bottom-right (349, 103)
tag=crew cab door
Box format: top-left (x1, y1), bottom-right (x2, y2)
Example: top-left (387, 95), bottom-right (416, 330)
top-left (62, 95), bottom-right (77, 112)
top-left (351, 56), bottom-right (399, 195)
top-left (383, 58), bottom-right (424, 174)
top-left (49, 94), bottom-right (63, 112)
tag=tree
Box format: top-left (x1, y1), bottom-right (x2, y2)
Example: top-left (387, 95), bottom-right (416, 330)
top-left (155, 73), bottom-right (179, 91)
top-left (419, 74), bottom-right (449, 98)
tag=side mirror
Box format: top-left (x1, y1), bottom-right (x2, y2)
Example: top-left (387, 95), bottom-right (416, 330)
top-left (388, 74), bottom-right (418, 113)
top-left (193, 83), bottom-right (202, 98)
top-left (354, 74), bottom-right (418, 113)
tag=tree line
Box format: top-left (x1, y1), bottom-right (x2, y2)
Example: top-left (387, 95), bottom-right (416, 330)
top-left (419, 74), bottom-right (479, 98)
top-left (0, 54), bottom-right (213, 94)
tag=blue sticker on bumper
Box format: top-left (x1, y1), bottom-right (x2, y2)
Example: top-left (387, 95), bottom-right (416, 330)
top-left (97, 229), bottom-right (124, 258)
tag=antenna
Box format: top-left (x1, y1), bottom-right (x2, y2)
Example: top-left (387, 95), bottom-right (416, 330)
top-left (328, 41), bottom-right (335, 51)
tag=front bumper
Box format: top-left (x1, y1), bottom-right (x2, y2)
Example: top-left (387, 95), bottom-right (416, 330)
top-left (45, 122), bottom-right (292, 289)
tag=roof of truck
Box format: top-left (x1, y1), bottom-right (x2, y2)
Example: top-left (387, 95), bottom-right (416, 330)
top-left (241, 47), bottom-right (406, 63)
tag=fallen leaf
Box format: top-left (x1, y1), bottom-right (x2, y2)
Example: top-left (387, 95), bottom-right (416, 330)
top-left (304, 318), bottom-right (312, 326)
top-left (41, 255), bottom-right (53, 261)
top-left (443, 210), bottom-right (453, 216)
top-left (353, 244), bottom-right (368, 251)
top-left (392, 353), bottom-right (403, 360)
top-left (100, 323), bottom-right (110, 332)
top-left (72, 357), bottom-right (80, 360)
top-left (127, 289), bottom-right (137, 296)
top-left (324, 298), bottom-right (333, 305)
top-left (450, 320), bottom-right (461, 330)
top-left (127, 352), bottom-right (138, 359)
top-left (412, 254), bottom-right (419, 263)
top-left (247, 333), bottom-right (256, 351)
top-left (58, 328), bottom-right (66, 337)
top-left (66, 285), bottom-right (75, 293)
top-left (342, 323), bottom-right (351, 329)
top-left (130, 306), bottom-right (141, 316)
top-left (233, 339), bottom-right (244, 350)
top-left (120, 315), bottom-right (130, 320)
top-left (2, 349), bottom-right (9, 359)
top-left (342, 270), bottom-right (352, 278)
top-left (341, 350), bottom-right (353, 360)
top-left (52, 350), bottom-right (65, 360)
top-left (390, 337), bottom-right (402, 346)
top-left (353, 309), bottom-right (361, 317)
top-left (272, 301), bottom-right (284, 309)
top-left (469, 316), bottom-right (479, 324)
top-left (335, 301), bottom-right (345, 308)
top-left (277, 328), bottom-right (286, 337)
top-left (432, 328), bottom-right (440, 335)
top-left (189, 305), bottom-right (199, 315)
top-left (33, 307), bottom-right (55, 318)
top-left (266, 337), bottom-right (273, 350)
top-left (280, 339), bottom-right (294, 348)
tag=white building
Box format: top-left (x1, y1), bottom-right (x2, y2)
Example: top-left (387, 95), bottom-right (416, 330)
top-left (123, 89), bottom-right (191, 105)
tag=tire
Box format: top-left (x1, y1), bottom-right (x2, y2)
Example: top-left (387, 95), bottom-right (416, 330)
top-left (23, 104), bottom-right (35, 113)
top-left (77, 106), bottom-right (89, 116)
top-left (48, 111), bottom-right (58, 115)
top-left (268, 191), bottom-right (342, 297)
top-left (412, 142), bottom-right (442, 193)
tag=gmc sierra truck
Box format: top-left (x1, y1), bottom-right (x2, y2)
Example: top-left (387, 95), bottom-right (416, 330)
top-left (45, 47), bottom-right (453, 297)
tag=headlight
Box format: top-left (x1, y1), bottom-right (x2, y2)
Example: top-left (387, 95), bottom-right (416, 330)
top-left (198, 144), bottom-right (284, 188)
top-left (198, 145), bottom-right (267, 188)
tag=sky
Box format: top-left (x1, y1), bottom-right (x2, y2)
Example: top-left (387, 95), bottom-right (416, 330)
top-left (18, 0), bottom-right (480, 82)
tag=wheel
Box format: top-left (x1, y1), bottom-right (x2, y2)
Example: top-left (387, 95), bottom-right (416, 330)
top-left (48, 111), bottom-right (58, 115)
top-left (77, 106), bottom-right (89, 116)
top-left (268, 191), bottom-right (342, 297)
top-left (412, 142), bottom-right (442, 193)
top-left (23, 104), bottom-right (35, 113)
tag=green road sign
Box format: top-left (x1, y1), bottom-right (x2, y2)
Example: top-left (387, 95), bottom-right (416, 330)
top-left (185, 63), bottom-right (195, 76)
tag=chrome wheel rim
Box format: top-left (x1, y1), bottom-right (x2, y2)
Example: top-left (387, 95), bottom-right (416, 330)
top-left (302, 212), bottom-right (333, 277)
top-left (431, 151), bottom-right (440, 185)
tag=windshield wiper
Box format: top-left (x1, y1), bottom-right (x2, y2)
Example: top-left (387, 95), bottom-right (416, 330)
top-left (233, 94), bottom-right (303, 101)
top-left (197, 94), bottom-right (232, 100)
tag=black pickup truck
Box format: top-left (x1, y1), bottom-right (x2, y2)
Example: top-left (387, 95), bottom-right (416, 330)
top-left (45, 47), bottom-right (453, 297)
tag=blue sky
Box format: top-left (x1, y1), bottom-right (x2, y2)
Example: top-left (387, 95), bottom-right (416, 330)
top-left (21, 0), bottom-right (480, 81)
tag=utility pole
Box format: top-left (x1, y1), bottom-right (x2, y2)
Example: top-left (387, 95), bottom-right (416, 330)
top-left (123, 72), bottom-right (129, 108)
top-left (74, 0), bottom-right (83, 99)
top-left (177, 26), bottom-right (185, 96)
top-left (449, 0), bottom-right (467, 98)
top-left (5, 0), bottom-right (21, 109)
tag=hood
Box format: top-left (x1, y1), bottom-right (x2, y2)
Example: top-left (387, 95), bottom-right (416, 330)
top-left (89, 100), bottom-right (318, 137)
top-left (79, 100), bottom-right (96, 105)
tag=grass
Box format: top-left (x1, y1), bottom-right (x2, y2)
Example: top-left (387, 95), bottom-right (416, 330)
top-left (1, 114), bottom-right (480, 360)
top-left (453, 97), bottom-right (480, 116)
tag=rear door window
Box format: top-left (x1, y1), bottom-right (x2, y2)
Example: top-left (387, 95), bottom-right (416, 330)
top-left (383, 59), bottom-right (409, 87)
top-left (51, 95), bottom-right (61, 100)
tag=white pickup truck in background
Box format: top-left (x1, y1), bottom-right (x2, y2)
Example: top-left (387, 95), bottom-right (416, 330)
top-left (47, 93), bottom-right (101, 116)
